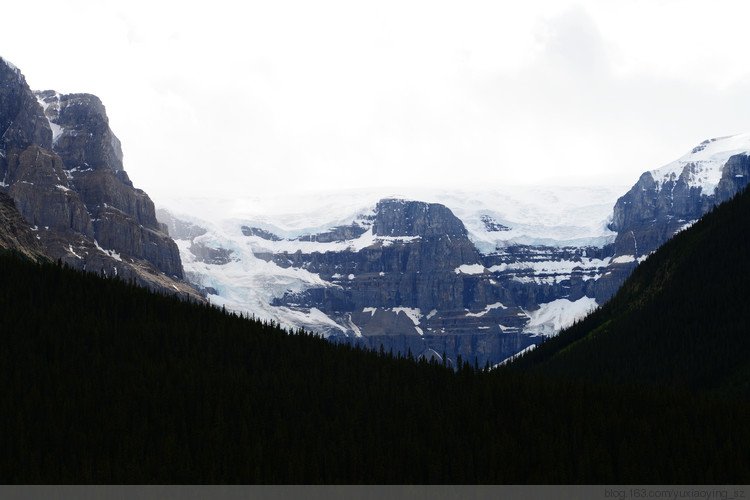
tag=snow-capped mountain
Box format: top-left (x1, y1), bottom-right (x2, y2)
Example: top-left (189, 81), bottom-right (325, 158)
top-left (160, 133), bottom-right (750, 367)
top-left (602, 133), bottom-right (750, 302)
top-left (159, 185), bottom-right (623, 367)
top-left (650, 133), bottom-right (750, 193)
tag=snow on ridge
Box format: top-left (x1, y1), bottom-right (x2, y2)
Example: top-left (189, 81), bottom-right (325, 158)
top-left (1, 57), bottom-right (23, 82)
top-left (1, 57), bottom-right (17, 71)
top-left (160, 185), bottom-right (625, 257)
top-left (437, 186), bottom-right (622, 253)
top-left (650, 132), bottom-right (750, 193)
top-left (523, 297), bottom-right (598, 337)
top-left (496, 344), bottom-right (538, 368)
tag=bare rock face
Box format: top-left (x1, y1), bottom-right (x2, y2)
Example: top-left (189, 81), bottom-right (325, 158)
top-left (0, 57), bottom-right (199, 299)
top-left (265, 199), bottom-right (560, 365)
top-left (595, 152), bottom-right (750, 303)
top-left (715, 155), bottom-right (750, 204)
top-left (0, 190), bottom-right (48, 261)
top-left (6, 145), bottom-right (95, 236)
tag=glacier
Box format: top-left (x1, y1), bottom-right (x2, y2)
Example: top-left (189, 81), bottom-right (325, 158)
top-left (161, 184), bottom-right (626, 345)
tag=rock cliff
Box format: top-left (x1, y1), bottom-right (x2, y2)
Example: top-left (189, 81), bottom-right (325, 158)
top-left (0, 189), bottom-right (48, 261)
top-left (0, 57), bottom-right (200, 299)
top-left (171, 198), bottom-right (601, 367)
top-left (163, 129), bottom-right (750, 367)
top-left (596, 137), bottom-right (750, 302)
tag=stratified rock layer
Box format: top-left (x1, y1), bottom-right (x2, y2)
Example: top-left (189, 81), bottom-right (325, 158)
top-left (0, 57), bottom-right (199, 299)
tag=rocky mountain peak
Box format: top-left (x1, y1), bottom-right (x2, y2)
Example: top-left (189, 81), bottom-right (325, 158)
top-left (35, 90), bottom-right (125, 175)
top-left (0, 61), bottom-right (52, 155)
top-left (593, 133), bottom-right (750, 303)
top-left (0, 56), bottom-right (201, 300)
top-left (373, 198), bottom-right (468, 238)
top-left (609, 135), bottom-right (750, 256)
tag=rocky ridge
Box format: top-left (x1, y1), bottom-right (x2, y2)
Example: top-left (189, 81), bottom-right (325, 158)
top-left (596, 134), bottom-right (750, 302)
top-left (0, 57), bottom-right (200, 299)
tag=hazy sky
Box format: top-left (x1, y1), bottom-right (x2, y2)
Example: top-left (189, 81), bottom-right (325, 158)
top-left (3, 0), bottom-right (750, 202)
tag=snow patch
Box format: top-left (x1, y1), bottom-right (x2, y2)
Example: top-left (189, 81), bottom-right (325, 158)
top-left (611, 255), bottom-right (636, 264)
top-left (489, 257), bottom-right (610, 275)
top-left (496, 344), bottom-right (538, 368)
top-left (94, 240), bottom-right (122, 261)
top-left (68, 245), bottom-right (82, 259)
top-left (523, 297), bottom-right (598, 337)
top-left (393, 307), bottom-right (422, 326)
top-left (454, 263), bottom-right (485, 275)
top-left (35, 92), bottom-right (66, 145)
top-left (465, 302), bottom-right (508, 317)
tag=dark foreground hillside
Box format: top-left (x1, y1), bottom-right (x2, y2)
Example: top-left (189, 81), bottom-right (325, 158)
top-left (511, 187), bottom-right (750, 397)
top-left (1, 251), bottom-right (749, 483)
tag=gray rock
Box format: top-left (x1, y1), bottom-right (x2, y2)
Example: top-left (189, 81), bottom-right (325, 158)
top-left (241, 226), bottom-right (280, 241)
top-left (0, 189), bottom-right (48, 261)
top-left (266, 199), bottom-right (593, 366)
top-left (0, 57), bottom-right (200, 300)
top-left (597, 151), bottom-right (750, 302)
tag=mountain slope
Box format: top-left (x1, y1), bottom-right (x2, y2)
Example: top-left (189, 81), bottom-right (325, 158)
top-left (161, 191), bottom-right (617, 367)
top-left (1, 250), bottom-right (750, 483)
top-left (596, 134), bottom-right (750, 302)
top-left (0, 190), bottom-right (48, 261)
top-left (511, 185), bottom-right (750, 396)
top-left (0, 56), bottom-right (200, 299)
top-left (159, 133), bottom-right (750, 366)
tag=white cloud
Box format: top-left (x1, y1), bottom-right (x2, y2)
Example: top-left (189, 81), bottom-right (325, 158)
top-left (2, 1), bottom-right (750, 202)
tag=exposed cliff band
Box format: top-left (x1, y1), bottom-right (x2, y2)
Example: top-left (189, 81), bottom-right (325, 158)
top-left (0, 57), bottom-right (201, 300)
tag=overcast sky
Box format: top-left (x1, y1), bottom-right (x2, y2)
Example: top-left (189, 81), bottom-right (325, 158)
top-left (3, 0), bottom-right (750, 204)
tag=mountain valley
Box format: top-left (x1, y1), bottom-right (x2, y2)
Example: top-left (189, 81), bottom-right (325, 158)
top-left (162, 133), bottom-right (750, 366)
top-left (2, 54), bottom-right (750, 484)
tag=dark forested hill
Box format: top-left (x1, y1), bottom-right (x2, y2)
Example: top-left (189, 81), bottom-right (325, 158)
top-left (511, 186), bottom-right (750, 397)
top-left (1, 250), bottom-right (750, 483)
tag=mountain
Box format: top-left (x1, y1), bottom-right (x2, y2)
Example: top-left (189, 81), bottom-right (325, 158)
top-left (0, 57), bottom-right (200, 299)
top-left (164, 134), bottom-right (750, 367)
top-left (595, 133), bottom-right (750, 302)
top-left (510, 181), bottom-right (750, 397)
top-left (159, 187), bottom-right (620, 367)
